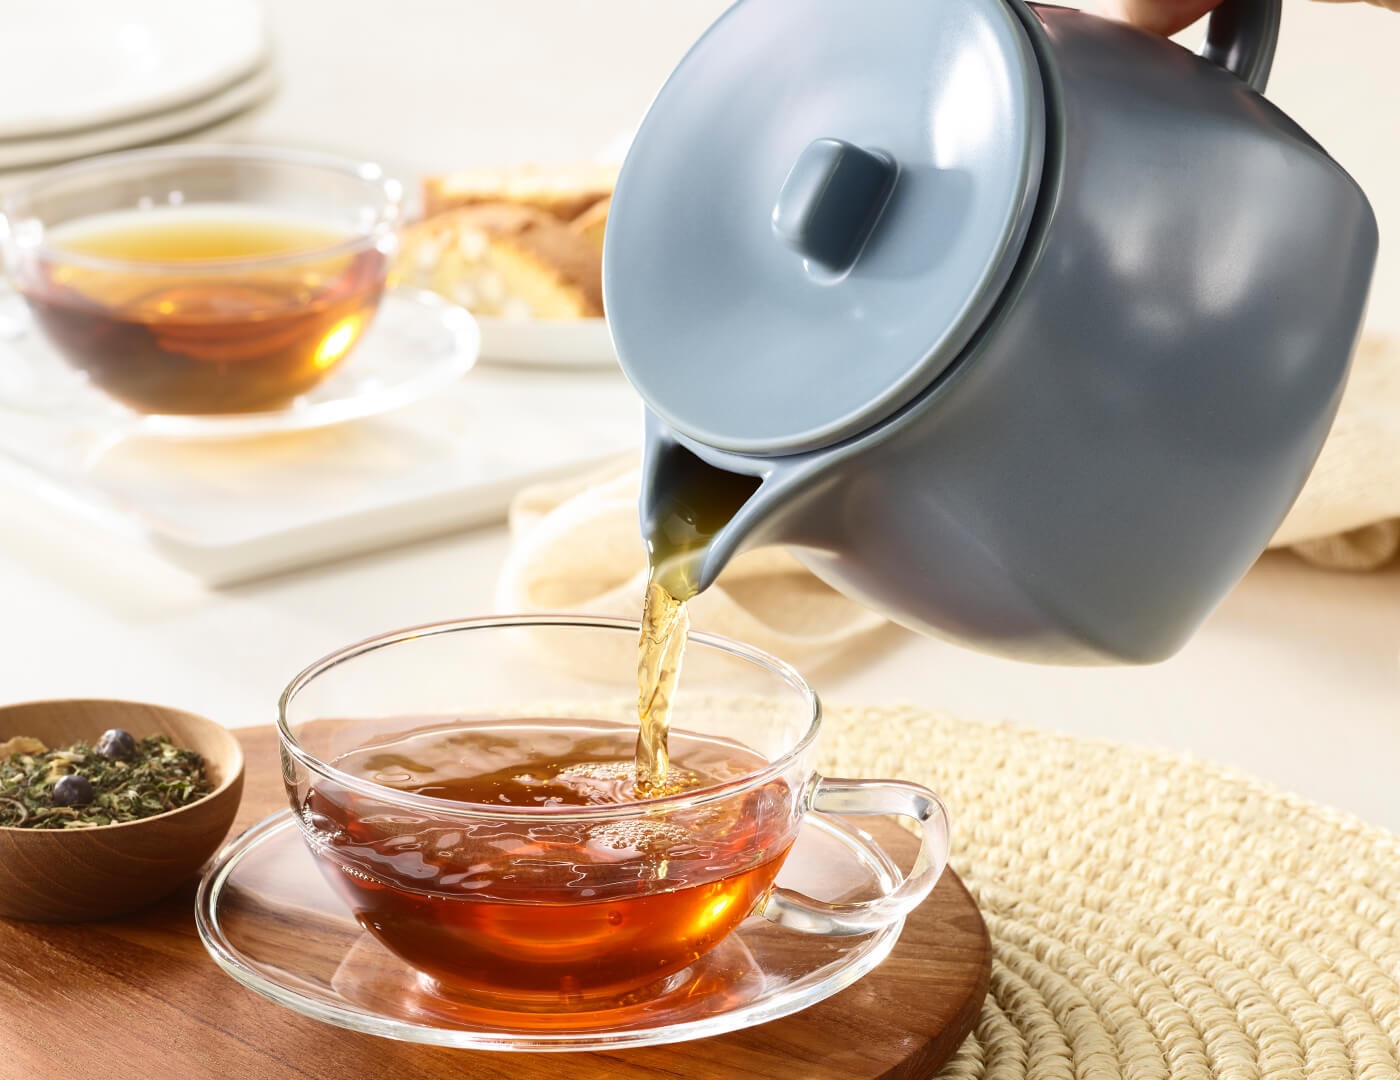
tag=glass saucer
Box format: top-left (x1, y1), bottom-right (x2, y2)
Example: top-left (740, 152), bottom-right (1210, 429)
top-left (0, 287), bottom-right (479, 441)
top-left (195, 810), bottom-right (905, 1052)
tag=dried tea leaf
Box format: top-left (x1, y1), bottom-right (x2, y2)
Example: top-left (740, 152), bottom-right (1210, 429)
top-left (0, 736), bottom-right (47, 757)
top-left (0, 733), bottom-right (211, 829)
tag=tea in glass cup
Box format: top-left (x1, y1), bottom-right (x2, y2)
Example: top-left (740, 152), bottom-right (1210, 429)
top-left (0, 146), bottom-right (401, 415)
top-left (303, 717), bottom-right (796, 1006)
top-left (279, 617), bottom-right (951, 1014)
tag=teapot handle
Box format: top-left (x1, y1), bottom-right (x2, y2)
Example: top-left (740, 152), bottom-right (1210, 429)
top-left (1200, 0), bottom-right (1281, 93)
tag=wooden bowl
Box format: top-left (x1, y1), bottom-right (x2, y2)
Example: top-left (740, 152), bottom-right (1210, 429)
top-left (0, 699), bottom-right (244, 922)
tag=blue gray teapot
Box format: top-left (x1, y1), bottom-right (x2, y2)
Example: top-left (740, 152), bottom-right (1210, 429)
top-left (602, 0), bottom-right (1377, 663)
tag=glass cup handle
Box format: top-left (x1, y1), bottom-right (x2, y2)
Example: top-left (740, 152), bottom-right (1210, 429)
top-left (759, 776), bottom-right (951, 937)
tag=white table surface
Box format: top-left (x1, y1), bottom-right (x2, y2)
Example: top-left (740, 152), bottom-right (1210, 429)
top-left (0, 0), bottom-right (1396, 833)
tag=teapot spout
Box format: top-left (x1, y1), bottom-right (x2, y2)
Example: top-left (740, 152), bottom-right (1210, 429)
top-left (639, 415), bottom-right (792, 598)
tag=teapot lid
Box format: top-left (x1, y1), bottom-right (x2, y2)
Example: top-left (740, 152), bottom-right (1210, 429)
top-left (605, 0), bottom-right (1046, 455)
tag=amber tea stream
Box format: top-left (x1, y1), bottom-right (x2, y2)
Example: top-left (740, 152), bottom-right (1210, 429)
top-left (635, 456), bottom-right (761, 793)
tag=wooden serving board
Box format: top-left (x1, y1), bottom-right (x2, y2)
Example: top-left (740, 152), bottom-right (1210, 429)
top-left (0, 726), bottom-right (991, 1080)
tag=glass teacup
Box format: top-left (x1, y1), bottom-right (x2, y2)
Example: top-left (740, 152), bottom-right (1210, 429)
top-left (278, 615), bottom-right (950, 1013)
top-left (0, 145), bottom-right (402, 415)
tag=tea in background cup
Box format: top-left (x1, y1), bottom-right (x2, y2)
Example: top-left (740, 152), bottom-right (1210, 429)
top-left (0, 146), bottom-right (402, 415)
top-left (279, 617), bottom-right (951, 1014)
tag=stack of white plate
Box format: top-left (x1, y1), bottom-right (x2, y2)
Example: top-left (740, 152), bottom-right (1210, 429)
top-left (0, 0), bottom-right (271, 172)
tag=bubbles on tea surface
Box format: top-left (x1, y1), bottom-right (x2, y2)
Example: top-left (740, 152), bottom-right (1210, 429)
top-left (560, 761), bottom-right (632, 781)
top-left (588, 820), bottom-right (688, 855)
top-left (558, 760), bottom-right (701, 799)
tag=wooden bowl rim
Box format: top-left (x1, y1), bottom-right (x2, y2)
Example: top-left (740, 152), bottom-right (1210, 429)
top-left (0, 697), bottom-right (245, 834)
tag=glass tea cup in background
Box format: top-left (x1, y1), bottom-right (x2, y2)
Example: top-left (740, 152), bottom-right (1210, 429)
top-left (278, 615), bottom-right (950, 1015)
top-left (0, 145), bottom-right (402, 416)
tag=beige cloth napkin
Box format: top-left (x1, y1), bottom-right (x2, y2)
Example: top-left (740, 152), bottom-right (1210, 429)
top-left (1267, 334), bottom-right (1400, 570)
top-left (497, 332), bottom-right (1400, 649)
top-left (495, 462), bottom-right (887, 658)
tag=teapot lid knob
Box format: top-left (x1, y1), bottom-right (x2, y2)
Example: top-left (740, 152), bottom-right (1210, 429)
top-left (772, 139), bottom-right (897, 272)
top-left (605, 0), bottom-right (1046, 456)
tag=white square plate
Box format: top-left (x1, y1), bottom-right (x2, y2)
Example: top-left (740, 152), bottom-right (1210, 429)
top-left (0, 368), bottom-right (639, 585)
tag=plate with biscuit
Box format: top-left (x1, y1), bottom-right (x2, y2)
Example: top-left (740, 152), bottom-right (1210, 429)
top-left (394, 163), bottom-right (618, 368)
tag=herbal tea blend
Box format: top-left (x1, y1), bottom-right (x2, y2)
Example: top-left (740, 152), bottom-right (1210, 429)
top-left (0, 730), bottom-right (212, 828)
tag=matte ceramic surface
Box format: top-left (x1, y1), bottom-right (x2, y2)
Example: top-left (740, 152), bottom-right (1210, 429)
top-left (0, 0), bottom-right (268, 139)
top-left (0, 65), bottom-right (275, 173)
top-left (0, 365), bottom-right (638, 586)
top-left (618, 0), bottom-right (1377, 664)
top-left (606, 0), bottom-right (1045, 454)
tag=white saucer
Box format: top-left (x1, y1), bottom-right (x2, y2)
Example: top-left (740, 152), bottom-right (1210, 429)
top-left (476, 316), bottom-right (617, 369)
top-left (0, 0), bottom-right (268, 141)
top-left (0, 288), bottom-right (479, 440)
top-left (195, 809), bottom-right (904, 1051)
top-left (0, 64), bottom-right (276, 172)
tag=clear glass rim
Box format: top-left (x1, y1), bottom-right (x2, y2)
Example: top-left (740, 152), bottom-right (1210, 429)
top-left (0, 143), bottom-right (404, 276)
top-left (277, 614), bottom-right (823, 823)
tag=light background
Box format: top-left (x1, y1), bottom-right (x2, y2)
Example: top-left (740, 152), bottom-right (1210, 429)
top-left (0, 1), bottom-right (1395, 831)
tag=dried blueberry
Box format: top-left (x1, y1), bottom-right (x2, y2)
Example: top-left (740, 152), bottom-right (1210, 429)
top-left (53, 773), bottom-right (94, 807)
top-left (95, 728), bottom-right (137, 760)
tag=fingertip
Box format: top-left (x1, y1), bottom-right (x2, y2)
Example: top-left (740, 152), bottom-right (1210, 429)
top-left (1103, 0), bottom-right (1223, 37)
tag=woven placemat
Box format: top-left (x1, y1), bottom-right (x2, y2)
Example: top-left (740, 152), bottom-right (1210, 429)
top-left (817, 704), bottom-right (1400, 1080)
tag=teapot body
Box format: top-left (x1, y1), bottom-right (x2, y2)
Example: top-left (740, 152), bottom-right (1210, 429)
top-left (639, 3), bottom-right (1376, 664)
